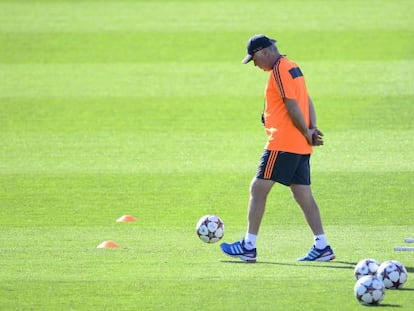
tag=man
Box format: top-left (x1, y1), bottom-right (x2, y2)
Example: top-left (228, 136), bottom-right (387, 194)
top-left (220, 34), bottom-right (335, 263)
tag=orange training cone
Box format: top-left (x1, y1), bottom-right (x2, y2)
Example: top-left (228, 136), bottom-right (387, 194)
top-left (96, 240), bottom-right (119, 249)
top-left (116, 215), bottom-right (137, 222)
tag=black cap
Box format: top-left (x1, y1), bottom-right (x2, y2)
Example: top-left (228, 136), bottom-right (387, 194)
top-left (242, 34), bottom-right (277, 64)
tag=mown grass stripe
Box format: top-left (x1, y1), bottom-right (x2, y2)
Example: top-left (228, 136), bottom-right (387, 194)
top-left (1, 61), bottom-right (413, 98)
top-left (0, 1), bottom-right (412, 33)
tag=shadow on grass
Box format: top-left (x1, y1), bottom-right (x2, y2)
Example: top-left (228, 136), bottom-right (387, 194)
top-left (221, 261), bottom-right (414, 274)
top-left (405, 266), bottom-right (414, 273)
top-left (221, 260), bottom-right (355, 269)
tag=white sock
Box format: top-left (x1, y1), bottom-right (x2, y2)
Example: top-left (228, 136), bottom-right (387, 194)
top-left (244, 233), bottom-right (257, 250)
top-left (314, 234), bottom-right (328, 249)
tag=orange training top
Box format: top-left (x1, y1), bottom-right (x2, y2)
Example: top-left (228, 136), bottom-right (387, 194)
top-left (263, 56), bottom-right (312, 154)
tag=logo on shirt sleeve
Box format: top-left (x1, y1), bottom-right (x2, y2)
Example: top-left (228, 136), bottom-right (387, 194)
top-left (289, 67), bottom-right (303, 79)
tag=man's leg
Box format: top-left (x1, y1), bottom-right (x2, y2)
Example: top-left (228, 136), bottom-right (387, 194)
top-left (247, 177), bottom-right (275, 235)
top-left (290, 184), bottom-right (324, 235)
top-left (220, 177), bottom-right (274, 262)
top-left (291, 184), bottom-right (335, 261)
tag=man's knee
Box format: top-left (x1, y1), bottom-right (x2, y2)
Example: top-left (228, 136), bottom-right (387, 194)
top-left (250, 178), bottom-right (274, 198)
top-left (290, 184), bottom-right (315, 204)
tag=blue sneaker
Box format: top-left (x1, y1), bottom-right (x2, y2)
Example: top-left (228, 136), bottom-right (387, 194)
top-left (298, 245), bottom-right (335, 261)
top-left (220, 240), bottom-right (257, 263)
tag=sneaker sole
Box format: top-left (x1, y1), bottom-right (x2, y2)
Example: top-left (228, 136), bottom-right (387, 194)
top-left (222, 251), bottom-right (257, 263)
top-left (314, 254), bottom-right (335, 262)
top-left (240, 255), bottom-right (257, 263)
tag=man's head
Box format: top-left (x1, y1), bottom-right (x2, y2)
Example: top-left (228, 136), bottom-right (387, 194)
top-left (242, 34), bottom-right (279, 71)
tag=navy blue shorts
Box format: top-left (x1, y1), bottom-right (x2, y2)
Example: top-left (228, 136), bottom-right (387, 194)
top-left (256, 150), bottom-right (311, 186)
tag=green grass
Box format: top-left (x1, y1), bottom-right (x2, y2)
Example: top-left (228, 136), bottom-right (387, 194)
top-left (1, 0), bottom-right (413, 310)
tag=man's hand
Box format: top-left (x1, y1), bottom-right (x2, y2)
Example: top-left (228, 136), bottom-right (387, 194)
top-left (311, 128), bottom-right (324, 146)
top-left (305, 128), bottom-right (324, 146)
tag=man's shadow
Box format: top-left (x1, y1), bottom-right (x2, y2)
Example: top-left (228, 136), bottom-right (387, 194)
top-left (221, 259), bottom-right (356, 270)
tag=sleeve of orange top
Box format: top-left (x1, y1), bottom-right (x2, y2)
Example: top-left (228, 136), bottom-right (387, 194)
top-left (276, 60), bottom-right (304, 100)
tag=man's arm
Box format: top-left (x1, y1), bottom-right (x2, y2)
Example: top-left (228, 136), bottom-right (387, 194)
top-left (308, 96), bottom-right (316, 129)
top-left (308, 97), bottom-right (324, 146)
top-left (284, 98), bottom-right (313, 144)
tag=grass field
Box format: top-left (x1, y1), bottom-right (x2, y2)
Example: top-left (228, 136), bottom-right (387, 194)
top-left (1, 0), bottom-right (413, 310)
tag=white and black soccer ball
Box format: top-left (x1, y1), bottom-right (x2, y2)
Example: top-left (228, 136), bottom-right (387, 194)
top-left (196, 215), bottom-right (224, 243)
top-left (354, 258), bottom-right (381, 280)
top-left (376, 260), bottom-right (408, 289)
top-left (354, 275), bottom-right (385, 305)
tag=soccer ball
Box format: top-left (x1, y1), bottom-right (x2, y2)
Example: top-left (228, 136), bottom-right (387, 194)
top-left (196, 215), bottom-right (224, 243)
top-left (354, 275), bottom-right (385, 305)
top-left (354, 258), bottom-right (381, 280)
top-left (376, 260), bottom-right (408, 289)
